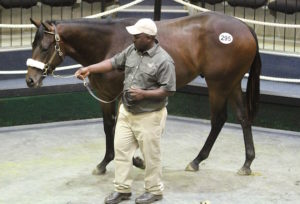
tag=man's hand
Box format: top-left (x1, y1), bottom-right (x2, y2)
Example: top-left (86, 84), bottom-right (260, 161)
top-left (128, 88), bottom-right (145, 101)
top-left (75, 67), bottom-right (90, 80)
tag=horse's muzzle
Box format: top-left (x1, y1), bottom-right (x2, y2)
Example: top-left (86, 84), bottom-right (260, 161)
top-left (26, 76), bottom-right (35, 87)
top-left (25, 73), bottom-right (43, 88)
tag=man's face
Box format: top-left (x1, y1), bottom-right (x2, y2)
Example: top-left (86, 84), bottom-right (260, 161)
top-left (133, 33), bottom-right (152, 52)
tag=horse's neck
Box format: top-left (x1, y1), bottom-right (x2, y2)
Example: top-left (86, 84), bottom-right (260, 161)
top-left (58, 22), bottom-right (113, 66)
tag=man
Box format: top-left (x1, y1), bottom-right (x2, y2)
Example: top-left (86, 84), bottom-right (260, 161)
top-left (75, 18), bottom-right (176, 204)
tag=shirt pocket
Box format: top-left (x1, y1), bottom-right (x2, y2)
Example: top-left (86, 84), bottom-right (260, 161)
top-left (140, 62), bottom-right (157, 77)
top-left (125, 59), bottom-right (136, 72)
top-left (124, 60), bottom-right (136, 86)
top-left (139, 63), bottom-right (157, 88)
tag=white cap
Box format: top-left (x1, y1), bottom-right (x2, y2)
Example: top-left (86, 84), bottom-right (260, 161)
top-left (126, 18), bottom-right (157, 36)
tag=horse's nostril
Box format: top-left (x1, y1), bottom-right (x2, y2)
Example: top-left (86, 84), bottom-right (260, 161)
top-left (26, 77), bottom-right (34, 87)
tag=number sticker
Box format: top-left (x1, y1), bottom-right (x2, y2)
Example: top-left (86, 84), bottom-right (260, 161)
top-left (219, 32), bottom-right (233, 44)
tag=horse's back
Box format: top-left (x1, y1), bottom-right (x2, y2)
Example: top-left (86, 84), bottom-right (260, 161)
top-left (158, 12), bottom-right (257, 86)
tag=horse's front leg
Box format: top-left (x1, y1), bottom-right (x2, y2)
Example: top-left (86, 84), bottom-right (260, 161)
top-left (92, 102), bottom-right (116, 175)
top-left (93, 102), bottom-right (145, 175)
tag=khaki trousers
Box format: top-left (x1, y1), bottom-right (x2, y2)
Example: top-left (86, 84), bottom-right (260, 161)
top-left (113, 104), bottom-right (167, 195)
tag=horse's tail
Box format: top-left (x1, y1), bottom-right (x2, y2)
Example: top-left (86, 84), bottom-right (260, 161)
top-left (246, 27), bottom-right (261, 123)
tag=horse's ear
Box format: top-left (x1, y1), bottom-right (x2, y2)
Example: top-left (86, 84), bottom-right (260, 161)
top-left (30, 18), bottom-right (41, 28)
top-left (41, 21), bottom-right (53, 32)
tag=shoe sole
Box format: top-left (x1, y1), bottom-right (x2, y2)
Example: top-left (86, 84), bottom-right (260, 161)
top-left (135, 196), bottom-right (163, 204)
top-left (105, 196), bottom-right (131, 204)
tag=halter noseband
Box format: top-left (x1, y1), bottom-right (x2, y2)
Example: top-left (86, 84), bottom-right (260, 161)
top-left (26, 24), bottom-right (64, 76)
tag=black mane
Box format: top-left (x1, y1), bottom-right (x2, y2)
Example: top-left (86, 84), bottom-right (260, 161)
top-left (53, 17), bottom-right (137, 26)
top-left (32, 17), bottom-right (136, 48)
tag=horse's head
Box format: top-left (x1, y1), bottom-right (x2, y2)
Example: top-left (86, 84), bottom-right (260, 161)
top-left (26, 18), bottom-right (64, 88)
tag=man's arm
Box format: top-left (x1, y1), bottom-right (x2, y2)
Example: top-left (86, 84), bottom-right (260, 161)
top-left (75, 59), bottom-right (113, 80)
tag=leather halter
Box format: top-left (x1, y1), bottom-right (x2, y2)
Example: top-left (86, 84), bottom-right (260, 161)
top-left (27, 24), bottom-right (64, 76)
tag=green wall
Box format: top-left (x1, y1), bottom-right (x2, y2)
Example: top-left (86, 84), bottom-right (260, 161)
top-left (0, 91), bottom-right (299, 132)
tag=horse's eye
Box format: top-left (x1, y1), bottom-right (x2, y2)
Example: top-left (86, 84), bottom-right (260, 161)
top-left (39, 44), bottom-right (49, 52)
top-left (41, 47), bottom-right (48, 52)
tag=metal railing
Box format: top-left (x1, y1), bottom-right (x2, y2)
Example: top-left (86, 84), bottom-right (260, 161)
top-left (0, 0), bottom-right (299, 55)
top-left (0, 1), bottom-right (117, 48)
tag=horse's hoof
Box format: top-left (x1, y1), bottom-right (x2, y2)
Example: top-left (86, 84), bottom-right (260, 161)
top-left (185, 162), bottom-right (199, 172)
top-left (92, 166), bottom-right (106, 175)
top-left (133, 156), bottom-right (145, 169)
top-left (237, 167), bottom-right (252, 175)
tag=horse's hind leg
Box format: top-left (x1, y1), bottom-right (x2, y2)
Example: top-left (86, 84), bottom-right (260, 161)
top-left (229, 85), bottom-right (255, 175)
top-left (186, 87), bottom-right (228, 171)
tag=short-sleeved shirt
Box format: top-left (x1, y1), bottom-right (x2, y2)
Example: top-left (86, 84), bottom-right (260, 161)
top-left (110, 41), bottom-right (176, 114)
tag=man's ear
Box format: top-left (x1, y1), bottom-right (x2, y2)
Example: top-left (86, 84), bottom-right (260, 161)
top-left (30, 18), bottom-right (41, 28)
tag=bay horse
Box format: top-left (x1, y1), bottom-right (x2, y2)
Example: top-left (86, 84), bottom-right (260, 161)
top-left (26, 12), bottom-right (261, 176)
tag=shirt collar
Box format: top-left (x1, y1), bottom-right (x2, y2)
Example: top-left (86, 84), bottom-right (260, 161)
top-left (145, 39), bottom-right (159, 57)
top-left (135, 39), bottom-right (159, 57)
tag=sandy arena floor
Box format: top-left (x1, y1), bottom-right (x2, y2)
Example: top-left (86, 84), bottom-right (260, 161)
top-left (1, 116), bottom-right (300, 204)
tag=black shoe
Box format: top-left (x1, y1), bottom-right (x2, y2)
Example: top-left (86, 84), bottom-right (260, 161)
top-left (135, 192), bottom-right (163, 204)
top-left (104, 191), bottom-right (132, 204)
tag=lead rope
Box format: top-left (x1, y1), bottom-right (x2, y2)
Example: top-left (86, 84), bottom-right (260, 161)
top-left (83, 78), bottom-right (124, 104)
top-left (51, 72), bottom-right (123, 104)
